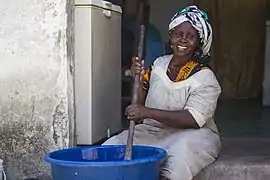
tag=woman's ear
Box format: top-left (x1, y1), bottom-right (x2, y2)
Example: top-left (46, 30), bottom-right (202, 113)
top-left (193, 46), bottom-right (203, 58)
top-left (164, 39), bottom-right (173, 55)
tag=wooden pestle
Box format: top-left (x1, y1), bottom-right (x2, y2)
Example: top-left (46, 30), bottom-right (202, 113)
top-left (124, 25), bottom-right (146, 160)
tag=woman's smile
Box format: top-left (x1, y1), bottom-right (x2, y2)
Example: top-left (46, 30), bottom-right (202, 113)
top-left (177, 45), bottom-right (188, 51)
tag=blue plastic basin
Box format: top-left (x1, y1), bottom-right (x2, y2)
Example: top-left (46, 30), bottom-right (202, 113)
top-left (44, 145), bottom-right (167, 180)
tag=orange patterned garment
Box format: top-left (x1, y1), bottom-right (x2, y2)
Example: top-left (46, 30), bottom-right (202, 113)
top-left (142, 60), bottom-right (209, 91)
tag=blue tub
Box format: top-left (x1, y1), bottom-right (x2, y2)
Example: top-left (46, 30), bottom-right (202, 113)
top-left (44, 145), bottom-right (167, 180)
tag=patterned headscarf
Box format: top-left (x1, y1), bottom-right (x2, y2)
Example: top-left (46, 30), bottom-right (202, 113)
top-left (169, 5), bottom-right (212, 60)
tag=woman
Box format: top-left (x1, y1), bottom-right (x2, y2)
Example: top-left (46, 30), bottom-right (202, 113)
top-left (103, 5), bottom-right (221, 180)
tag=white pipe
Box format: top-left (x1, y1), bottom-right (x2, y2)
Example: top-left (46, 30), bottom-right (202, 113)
top-left (0, 159), bottom-right (6, 180)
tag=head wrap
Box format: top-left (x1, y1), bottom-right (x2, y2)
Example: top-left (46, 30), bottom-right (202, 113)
top-left (169, 5), bottom-right (212, 59)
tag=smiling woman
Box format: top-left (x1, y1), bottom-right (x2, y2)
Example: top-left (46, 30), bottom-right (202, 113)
top-left (103, 5), bottom-right (221, 180)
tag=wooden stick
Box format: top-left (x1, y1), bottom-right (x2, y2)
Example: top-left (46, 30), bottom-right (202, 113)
top-left (124, 25), bottom-right (145, 160)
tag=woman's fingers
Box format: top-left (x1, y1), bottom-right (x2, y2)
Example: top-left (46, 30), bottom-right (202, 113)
top-left (131, 67), bottom-right (142, 75)
top-left (132, 57), bottom-right (138, 64)
top-left (132, 57), bottom-right (144, 69)
top-left (125, 104), bottom-right (133, 115)
top-left (125, 106), bottom-right (129, 112)
top-left (141, 60), bottom-right (145, 67)
top-left (131, 63), bottom-right (143, 75)
top-left (131, 57), bottom-right (145, 79)
top-left (133, 62), bottom-right (142, 68)
top-left (125, 104), bottom-right (136, 114)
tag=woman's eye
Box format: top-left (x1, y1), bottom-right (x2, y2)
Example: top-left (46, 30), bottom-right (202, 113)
top-left (173, 31), bottom-right (183, 38)
top-left (189, 34), bottom-right (195, 39)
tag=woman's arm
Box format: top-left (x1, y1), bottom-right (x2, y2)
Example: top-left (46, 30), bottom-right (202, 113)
top-left (126, 104), bottom-right (197, 128)
top-left (147, 82), bottom-right (221, 129)
top-left (145, 108), bottom-right (199, 129)
top-left (137, 81), bottom-right (147, 105)
top-left (126, 80), bottom-right (221, 129)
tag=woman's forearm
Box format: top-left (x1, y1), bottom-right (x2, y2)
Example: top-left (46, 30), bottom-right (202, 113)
top-left (145, 107), bottom-right (199, 129)
top-left (137, 82), bottom-right (147, 105)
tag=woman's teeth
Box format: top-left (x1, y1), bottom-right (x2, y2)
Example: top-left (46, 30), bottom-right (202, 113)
top-left (177, 45), bottom-right (187, 50)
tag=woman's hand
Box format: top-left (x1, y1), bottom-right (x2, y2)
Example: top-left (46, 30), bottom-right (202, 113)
top-left (131, 57), bottom-right (145, 79)
top-left (125, 104), bottom-right (148, 122)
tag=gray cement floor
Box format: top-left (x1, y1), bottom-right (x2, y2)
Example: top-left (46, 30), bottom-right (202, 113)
top-left (215, 99), bottom-right (270, 138)
top-left (194, 99), bottom-right (270, 180)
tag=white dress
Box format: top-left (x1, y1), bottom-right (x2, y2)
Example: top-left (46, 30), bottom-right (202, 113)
top-left (103, 55), bottom-right (221, 180)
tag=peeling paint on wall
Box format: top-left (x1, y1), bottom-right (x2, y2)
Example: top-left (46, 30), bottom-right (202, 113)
top-left (0, 0), bottom-right (73, 179)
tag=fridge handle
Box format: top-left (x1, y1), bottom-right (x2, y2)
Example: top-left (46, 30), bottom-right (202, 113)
top-left (102, 1), bottom-right (112, 18)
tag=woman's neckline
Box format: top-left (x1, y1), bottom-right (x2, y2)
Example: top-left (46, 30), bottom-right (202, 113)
top-left (164, 56), bottom-right (197, 83)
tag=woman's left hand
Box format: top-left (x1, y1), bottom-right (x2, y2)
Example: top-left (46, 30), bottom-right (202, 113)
top-left (125, 104), bottom-right (148, 122)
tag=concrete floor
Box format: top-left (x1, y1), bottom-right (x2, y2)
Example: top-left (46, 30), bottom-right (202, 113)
top-left (215, 99), bottom-right (270, 138)
top-left (194, 137), bottom-right (270, 180)
top-left (194, 99), bottom-right (270, 180)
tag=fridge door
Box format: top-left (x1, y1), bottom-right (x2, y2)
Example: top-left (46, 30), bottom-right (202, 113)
top-left (75, 0), bottom-right (122, 144)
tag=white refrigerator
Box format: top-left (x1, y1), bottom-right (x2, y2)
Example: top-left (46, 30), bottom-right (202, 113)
top-left (75, 0), bottom-right (122, 144)
top-left (263, 20), bottom-right (270, 106)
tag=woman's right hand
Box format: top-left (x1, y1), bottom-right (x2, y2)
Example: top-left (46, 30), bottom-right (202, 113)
top-left (131, 57), bottom-right (145, 78)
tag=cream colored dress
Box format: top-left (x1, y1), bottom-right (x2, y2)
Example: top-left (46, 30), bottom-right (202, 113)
top-left (103, 55), bottom-right (221, 180)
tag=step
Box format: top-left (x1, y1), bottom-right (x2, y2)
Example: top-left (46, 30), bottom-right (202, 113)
top-left (194, 138), bottom-right (270, 180)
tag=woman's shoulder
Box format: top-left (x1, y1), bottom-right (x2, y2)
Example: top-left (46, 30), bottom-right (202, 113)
top-left (191, 68), bottom-right (221, 88)
top-left (152, 54), bottom-right (173, 67)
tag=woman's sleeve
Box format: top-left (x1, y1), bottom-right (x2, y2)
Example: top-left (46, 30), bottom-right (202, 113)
top-left (184, 71), bottom-right (221, 127)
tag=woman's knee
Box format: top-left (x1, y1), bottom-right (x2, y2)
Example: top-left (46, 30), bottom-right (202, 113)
top-left (102, 130), bottom-right (128, 145)
top-left (160, 155), bottom-right (192, 180)
top-left (102, 136), bottom-right (120, 145)
top-left (170, 129), bottom-right (221, 156)
top-left (160, 130), bottom-right (221, 180)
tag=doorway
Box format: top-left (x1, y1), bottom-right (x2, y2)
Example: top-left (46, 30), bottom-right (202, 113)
top-left (119, 0), bottom-right (270, 137)
top-left (192, 0), bottom-right (270, 138)
top-left (194, 0), bottom-right (267, 99)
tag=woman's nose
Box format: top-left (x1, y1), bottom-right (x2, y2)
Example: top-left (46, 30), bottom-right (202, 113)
top-left (179, 35), bottom-right (188, 43)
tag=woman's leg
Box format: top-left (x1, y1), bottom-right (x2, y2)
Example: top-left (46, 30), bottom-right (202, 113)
top-left (102, 124), bottom-right (160, 145)
top-left (159, 128), bottom-right (221, 180)
top-left (102, 129), bottom-right (127, 145)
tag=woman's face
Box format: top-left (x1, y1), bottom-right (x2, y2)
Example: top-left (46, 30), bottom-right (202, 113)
top-left (170, 22), bottom-right (199, 58)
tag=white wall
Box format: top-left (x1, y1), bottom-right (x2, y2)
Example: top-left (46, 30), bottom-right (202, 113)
top-left (148, 0), bottom-right (194, 41)
top-left (0, 0), bottom-right (74, 179)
